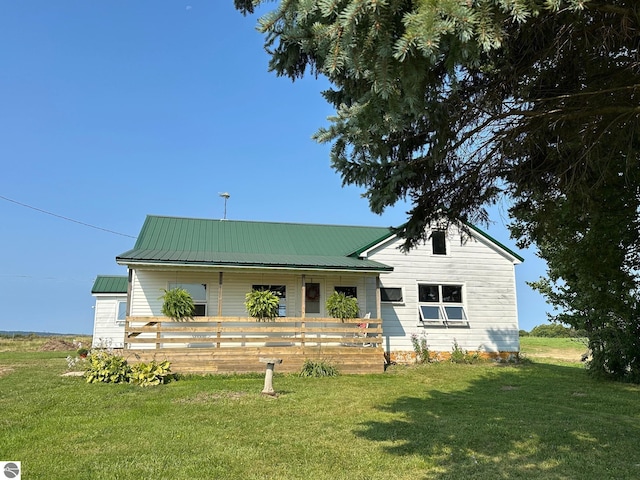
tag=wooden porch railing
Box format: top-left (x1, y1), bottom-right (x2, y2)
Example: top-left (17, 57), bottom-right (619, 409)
top-left (123, 316), bottom-right (384, 374)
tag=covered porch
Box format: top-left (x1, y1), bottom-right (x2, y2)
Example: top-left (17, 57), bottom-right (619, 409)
top-left (115, 215), bottom-right (396, 373)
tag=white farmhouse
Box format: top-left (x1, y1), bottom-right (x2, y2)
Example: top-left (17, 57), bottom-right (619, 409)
top-left (91, 215), bottom-right (522, 371)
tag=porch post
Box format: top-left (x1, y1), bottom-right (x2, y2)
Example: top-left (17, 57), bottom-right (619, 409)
top-left (217, 272), bottom-right (223, 316)
top-left (125, 268), bottom-right (132, 349)
top-left (376, 275), bottom-right (383, 346)
top-left (301, 274), bottom-right (306, 318)
top-left (126, 268), bottom-right (132, 317)
top-left (375, 275), bottom-right (382, 321)
top-left (217, 272), bottom-right (223, 348)
top-left (301, 275), bottom-right (306, 347)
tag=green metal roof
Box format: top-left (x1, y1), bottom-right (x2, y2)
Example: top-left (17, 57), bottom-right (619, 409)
top-left (91, 275), bottom-right (128, 294)
top-left (117, 216), bottom-right (395, 272)
top-left (116, 215), bottom-right (523, 271)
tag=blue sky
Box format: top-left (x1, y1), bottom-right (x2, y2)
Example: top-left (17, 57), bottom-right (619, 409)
top-left (0, 1), bottom-right (551, 334)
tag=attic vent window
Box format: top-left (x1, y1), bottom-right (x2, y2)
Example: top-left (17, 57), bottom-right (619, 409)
top-left (432, 231), bottom-right (447, 255)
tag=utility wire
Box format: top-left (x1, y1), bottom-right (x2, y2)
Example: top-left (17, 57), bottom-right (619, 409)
top-left (0, 194), bottom-right (137, 239)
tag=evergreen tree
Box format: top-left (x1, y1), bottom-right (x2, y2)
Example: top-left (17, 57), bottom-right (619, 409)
top-left (235, 0), bottom-right (640, 381)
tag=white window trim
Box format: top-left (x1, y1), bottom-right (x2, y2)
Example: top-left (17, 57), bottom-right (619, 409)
top-left (380, 286), bottom-right (404, 304)
top-left (115, 300), bottom-right (127, 324)
top-left (417, 283), bottom-right (468, 327)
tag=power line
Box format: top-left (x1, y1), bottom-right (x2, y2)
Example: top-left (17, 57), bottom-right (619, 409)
top-left (0, 194), bottom-right (137, 239)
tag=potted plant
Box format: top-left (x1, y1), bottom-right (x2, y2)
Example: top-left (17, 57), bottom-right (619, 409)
top-left (244, 289), bottom-right (280, 322)
top-left (76, 347), bottom-right (89, 359)
top-left (326, 291), bottom-right (359, 321)
top-left (160, 287), bottom-right (195, 321)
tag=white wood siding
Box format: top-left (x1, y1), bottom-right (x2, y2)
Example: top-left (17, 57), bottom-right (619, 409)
top-left (130, 270), bottom-right (221, 316)
top-left (92, 294), bottom-right (127, 348)
top-left (129, 269), bottom-right (375, 320)
top-left (369, 225), bottom-right (520, 353)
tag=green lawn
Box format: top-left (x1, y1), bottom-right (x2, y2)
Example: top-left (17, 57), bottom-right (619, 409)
top-left (519, 336), bottom-right (589, 362)
top-left (1, 339), bottom-right (639, 479)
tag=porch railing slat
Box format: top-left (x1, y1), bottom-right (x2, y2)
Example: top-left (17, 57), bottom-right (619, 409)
top-left (123, 316), bottom-right (383, 374)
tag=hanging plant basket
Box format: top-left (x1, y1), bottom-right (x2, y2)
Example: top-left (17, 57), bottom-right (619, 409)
top-left (160, 288), bottom-right (195, 321)
top-left (245, 289), bottom-right (280, 322)
top-left (326, 291), bottom-right (359, 322)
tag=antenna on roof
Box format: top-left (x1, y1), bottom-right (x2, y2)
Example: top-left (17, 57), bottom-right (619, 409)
top-left (218, 192), bottom-right (230, 220)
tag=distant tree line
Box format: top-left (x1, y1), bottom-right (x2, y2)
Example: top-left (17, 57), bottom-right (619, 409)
top-left (520, 324), bottom-right (587, 338)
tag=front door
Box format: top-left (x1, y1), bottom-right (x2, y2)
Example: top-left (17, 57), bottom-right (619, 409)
top-left (305, 282), bottom-right (322, 317)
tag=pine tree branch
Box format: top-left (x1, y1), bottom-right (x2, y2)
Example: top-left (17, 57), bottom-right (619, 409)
top-left (531, 84), bottom-right (640, 104)
top-left (586, 1), bottom-right (640, 18)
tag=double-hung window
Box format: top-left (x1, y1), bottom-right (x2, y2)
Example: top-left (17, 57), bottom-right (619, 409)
top-left (252, 285), bottom-right (287, 317)
top-left (418, 284), bottom-right (468, 326)
top-left (168, 283), bottom-right (207, 316)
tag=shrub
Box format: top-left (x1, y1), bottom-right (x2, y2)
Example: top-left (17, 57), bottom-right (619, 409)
top-left (326, 291), bottom-right (359, 321)
top-left (84, 351), bottom-right (173, 387)
top-left (245, 289), bottom-right (280, 321)
top-left (130, 360), bottom-right (173, 387)
top-left (85, 351), bottom-right (132, 384)
top-left (411, 332), bottom-right (430, 364)
top-left (299, 359), bottom-right (339, 377)
top-left (530, 324), bottom-right (572, 338)
top-left (160, 288), bottom-right (195, 321)
top-left (519, 329), bottom-right (530, 337)
top-left (450, 339), bottom-right (480, 364)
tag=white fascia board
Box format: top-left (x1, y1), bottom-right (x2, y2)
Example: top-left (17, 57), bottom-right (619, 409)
top-left (358, 233), bottom-right (400, 259)
top-left (356, 222), bottom-right (523, 265)
top-left (118, 260), bottom-right (390, 274)
top-left (466, 228), bottom-right (523, 265)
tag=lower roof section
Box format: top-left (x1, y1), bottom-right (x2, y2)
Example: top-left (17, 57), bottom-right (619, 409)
top-left (91, 275), bottom-right (128, 294)
top-left (117, 251), bottom-right (393, 273)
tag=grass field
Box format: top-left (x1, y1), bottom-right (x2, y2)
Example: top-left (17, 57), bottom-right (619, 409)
top-left (1, 336), bottom-right (639, 479)
top-left (519, 336), bottom-right (589, 362)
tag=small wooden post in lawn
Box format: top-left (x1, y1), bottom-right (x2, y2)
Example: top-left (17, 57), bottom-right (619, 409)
top-left (259, 357), bottom-right (282, 396)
